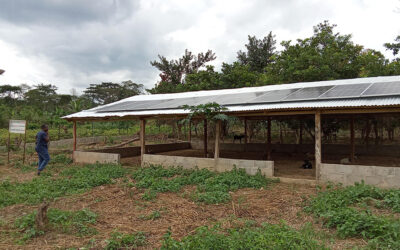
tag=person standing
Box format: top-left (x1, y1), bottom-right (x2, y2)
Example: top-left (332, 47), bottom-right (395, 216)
top-left (35, 124), bottom-right (50, 175)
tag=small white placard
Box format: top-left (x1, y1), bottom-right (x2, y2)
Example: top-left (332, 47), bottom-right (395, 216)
top-left (9, 120), bottom-right (26, 134)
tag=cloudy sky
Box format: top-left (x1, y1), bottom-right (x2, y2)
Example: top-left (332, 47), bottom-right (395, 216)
top-left (0, 0), bottom-right (399, 94)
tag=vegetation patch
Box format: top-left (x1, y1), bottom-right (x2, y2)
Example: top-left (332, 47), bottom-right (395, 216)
top-left (105, 231), bottom-right (147, 250)
top-left (161, 222), bottom-right (328, 249)
top-left (0, 163), bottom-right (126, 207)
top-left (304, 182), bottom-right (400, 249)
top-left (14, 208), bottom-right (97, 242)
top-left (132, 165), bottom-right (277, 204)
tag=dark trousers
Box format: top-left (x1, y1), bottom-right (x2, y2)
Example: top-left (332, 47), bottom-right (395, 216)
top-left (36, 147), bottom-right (50, 171)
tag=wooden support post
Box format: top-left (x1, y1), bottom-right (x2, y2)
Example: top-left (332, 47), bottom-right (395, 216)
top-left (73, 121), bottom-right (77, 151)
top-left (203, 119), bottom-right (208, 158)
top-left (350, 117), bottom-right (355, 163)
top-left (267, 117), bottom-right (271, 160)
top-left (23, 122), bottom-right (27, 164)
top-left (315, 111), bottom-right (322, 181)
top-left (299, 120), bottom-right (303, 145)
top-left (215, 120), bottom-right (221, 159)
top-left (244, 118), bottom-right (248, 144)
top-left (140, 119), bottom-right (146, 164)
top-left (188, 121), bottom-right (192, 142)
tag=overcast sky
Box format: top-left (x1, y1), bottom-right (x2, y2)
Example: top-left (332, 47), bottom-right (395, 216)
top-left (0, 0), bottom-right (399, 94)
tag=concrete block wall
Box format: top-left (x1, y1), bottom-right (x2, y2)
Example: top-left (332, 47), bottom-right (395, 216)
top-left (142, 154), bottom-right (274, 177)
top-left (73, 151), bottom-right (120, 164)
top-left (321, 163), bottom-right (400, 188)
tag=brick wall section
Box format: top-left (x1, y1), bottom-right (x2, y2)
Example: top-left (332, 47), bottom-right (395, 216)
top-left (321, 163), bottom-right (400, 188)
top-left (93, 142), bottom-right (191, 158)
top-left (142, 154), bottom-right (274, 177)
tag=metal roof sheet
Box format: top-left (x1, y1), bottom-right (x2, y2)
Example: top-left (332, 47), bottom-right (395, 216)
top-left (63, 76), bottom-right (400, 120)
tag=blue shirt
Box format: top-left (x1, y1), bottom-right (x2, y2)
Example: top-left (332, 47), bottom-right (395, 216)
top-left (36, 130), bottom-right (48, 149)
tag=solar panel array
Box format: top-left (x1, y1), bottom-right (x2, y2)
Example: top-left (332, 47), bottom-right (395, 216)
top-left (95, 81), bottom-right (400, 113)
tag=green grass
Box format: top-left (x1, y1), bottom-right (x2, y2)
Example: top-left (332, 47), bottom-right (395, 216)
top-left (0, 163), bottom-right (127, 207)
top-left (15, 208), bottom-right (97, 242)
top-left (304, 182), bottom-right (400, 249)
top-left (132, 165), bottom-right (277, 204)
top-left (161, 222), bottom-right (329, 250)
top-left (105, 231), bottom-right (147, 250)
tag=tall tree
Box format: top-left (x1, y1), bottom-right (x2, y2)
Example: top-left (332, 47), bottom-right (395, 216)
top-left (149, 49), bottom-right (216, 94)
top-left (266, 21), bottom-right (363, 83)
top-left (384, 35), bottom-right (400, 57)
top-left (237, 31), bottom-right (276, 73)
top-left (84, 80), bottom-right (143, 105)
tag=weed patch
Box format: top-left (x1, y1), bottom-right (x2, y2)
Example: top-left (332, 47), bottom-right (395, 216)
top-left (105, 231), bottom-right (147, 249)
top-left (132, 165), bottom-right (277, 204)
top-left (161, 222), bottom-right (328, 249)
top-left (305, 182), bottom-right (400, 249)
top-left (0, 163), bottom-right (127, 207)
top-left (14, 208), bottom-right (97, 242)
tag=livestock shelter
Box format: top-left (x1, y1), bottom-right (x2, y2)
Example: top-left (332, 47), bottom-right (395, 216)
top-left (63, 76), bottom-right (400, 188)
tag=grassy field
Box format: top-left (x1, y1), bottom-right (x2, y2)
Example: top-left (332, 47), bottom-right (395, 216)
top-left (0, 150), bottom-right (399, 249)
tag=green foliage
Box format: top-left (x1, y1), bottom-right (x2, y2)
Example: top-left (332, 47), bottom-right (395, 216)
top-left (51, 154), bottom-right (72, 164)
top-left (132, 165), bottom-right (277, 204)
top-left (161, 222), bottom-right (328, 249)
top-left (304, 182), bottom-right (400, 249)
top-left (0, 163), bottom-right (127, 207)
top-left (181, 102), bottom-right (228, 122)
top-left (105, 231), bottom-right (147, 250)
top-left (384, 35), bottom-right (400, 56)
top-left (15, 208), bottom-right (97, 242)
top-left (139, 210), bottom-right (161, 220)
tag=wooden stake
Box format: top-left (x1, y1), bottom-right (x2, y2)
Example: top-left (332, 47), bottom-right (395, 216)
top-left (7, 131), bottom-right (10, 164)
top-left (214, 120), bottom-right (221, 159)
top-left (350, 117), bottom-right (355, 163)
top-left (315, 111), bottom-right (322, 181)
top-left (203, 119), bottom-right (208, 158)
top-left (140, 119), bottom-right (146, 164)
top-left (267, 117), bottom-right (271, 160)
top-left (73, 121), bottom-right (77, 151)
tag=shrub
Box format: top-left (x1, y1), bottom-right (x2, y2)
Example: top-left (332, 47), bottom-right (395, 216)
top-left (105, 231), bottom-right (147, 250)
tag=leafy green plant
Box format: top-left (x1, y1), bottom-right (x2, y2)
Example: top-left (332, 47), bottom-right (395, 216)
top-left (161, 222), bottom-right (329, 249)
top-left (304, 182), bottom-right (400, 249)
top-left (132, 165), bottom-right (277, 204)
top-left (0, 163), bottom-right (127, 207)
top-left (105, 231), bottom-right (147, 250)
top-left (50, 154), bottom-right (72, 164)
top-left (139, 210), bottom-right (161, 220)
top-left (15, 208), bottom-right (97, 242)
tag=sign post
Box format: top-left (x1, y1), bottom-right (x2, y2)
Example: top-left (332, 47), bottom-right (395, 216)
top-left (8, 120), bottom-right (27, 164)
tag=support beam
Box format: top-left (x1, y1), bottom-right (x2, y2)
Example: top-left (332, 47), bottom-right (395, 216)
top-left (73, 121), bottom-right (77, 151)
top-left (267, 117), bottom-right (271, 160)
top-left (214, 120), bottom-right (221, 159)
top-left (203, 119), bottom-right (208, 158)
top-left (188, 121), bottom-right (192, 142)
top-left (244, 118), bottom-right (248, 144)
top-left (315, 111), bottom-right (321, 181)
top-left (140, 119), bottom-right (146, 163)
top-left (350, 117), bottom-right (355, 163)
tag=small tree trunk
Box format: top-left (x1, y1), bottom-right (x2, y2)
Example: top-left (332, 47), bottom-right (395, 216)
top-left (35, 201), bottom-right (49, 231)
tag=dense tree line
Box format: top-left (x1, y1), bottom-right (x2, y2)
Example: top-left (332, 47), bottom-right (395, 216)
top-left (148, 21), bottom-right (400, 94)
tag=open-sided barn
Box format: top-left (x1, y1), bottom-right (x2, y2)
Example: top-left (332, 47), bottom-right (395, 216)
top-left (63, 75), bottom-right (400, 188)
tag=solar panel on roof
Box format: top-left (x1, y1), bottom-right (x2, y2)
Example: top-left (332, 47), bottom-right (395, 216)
top-left (216, 92), bottom-right (265, 105)
top-left (318, 83), bottom-right (370, 99)
top-left (283, 86), bottom-right (334, 101)
top-left (247, 88), bottom-right (301, 104)
top-left (361, 82), bottom-right (400, 97)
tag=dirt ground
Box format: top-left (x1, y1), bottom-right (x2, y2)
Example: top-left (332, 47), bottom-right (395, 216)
top-left (0, 180), bottom-right (365, 250)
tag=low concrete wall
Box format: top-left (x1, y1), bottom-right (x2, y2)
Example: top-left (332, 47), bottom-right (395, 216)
top-left (191, 141), bottom-right (400, 157)
top-left (321, 163), bottom-right (400, 188)
top-left (73, 151), bottom-right (120, 164)
top-left (93, 142), bottom-right (190, 158)
top-left (142, 154), bottom-right (274, 177)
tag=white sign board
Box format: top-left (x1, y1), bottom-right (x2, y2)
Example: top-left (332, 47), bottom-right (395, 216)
top-left (9, 120), bottom-right (26, 134)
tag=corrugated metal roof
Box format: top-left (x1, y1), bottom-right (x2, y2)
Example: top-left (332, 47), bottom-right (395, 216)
top-left (63, 76), bottom-right (400, 120)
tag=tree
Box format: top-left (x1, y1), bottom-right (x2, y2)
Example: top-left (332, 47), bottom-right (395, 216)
top-left (237, 31), bottom-right (276, 73)
top-left (266, 21), bottom-right (363, 84)
top-left (358, 49), bottom-right (388, 77)
top-left (24, 84), bottom-right (58, 111)
top-left (149, 49), bottom-right (216, 94)
top-left (219, 62), bottom-right (260, 88)
top-left (384, 35), bottom-right (400, 57)
top-left (84, 80), bottom-right (143, 105)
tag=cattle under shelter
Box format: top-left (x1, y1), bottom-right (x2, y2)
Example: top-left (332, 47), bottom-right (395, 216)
top-left (63, 75), bottom-right (400, 188)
